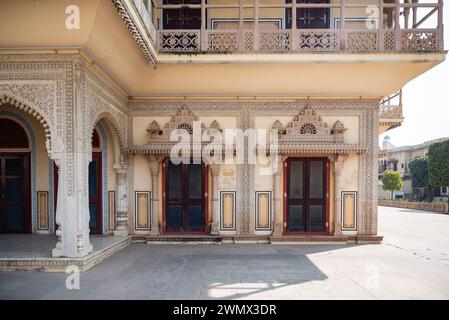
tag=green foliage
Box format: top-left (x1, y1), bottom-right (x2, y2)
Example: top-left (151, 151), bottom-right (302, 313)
top-left (409, 157), bottom-right (429, 188)
top-left (382, 170), bottom-right (403, 199)
top-left (428, 140), bottom-right (449, 187)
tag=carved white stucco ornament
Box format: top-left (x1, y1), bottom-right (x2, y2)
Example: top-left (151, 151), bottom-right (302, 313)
top-left (273, 106), bottom-right (346, 143)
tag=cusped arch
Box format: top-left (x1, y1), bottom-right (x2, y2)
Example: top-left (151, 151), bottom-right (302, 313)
top-left (91, 111), bottom-right (124, 147)
top-left (0, 93), bottom-right (53, 155)
top-left (90, 111), bottom-right (125, 164)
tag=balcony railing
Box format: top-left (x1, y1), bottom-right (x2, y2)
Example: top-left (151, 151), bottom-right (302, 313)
top-left (380, 90), bottom-right (402, 119)
top-left (129, 0), bottom-right (444, 54)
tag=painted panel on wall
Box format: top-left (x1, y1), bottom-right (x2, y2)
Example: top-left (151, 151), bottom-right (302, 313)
top-left (108, 191), bottom-right (115, 230)
top-left (135, 191), bottom-right (151, 230)
top-left (37, 191), bottom-right (48, 230)
top-left (220, 191), bottom-right (236, 230)
top-left (342, 191), bottom-right (357, 230)
top-left (256, 191), bottom-right (272, 231)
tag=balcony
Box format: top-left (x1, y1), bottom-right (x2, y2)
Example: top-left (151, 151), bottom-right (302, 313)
top-left (379, 90), bottom-right (403, 133)
top-left (129, 0), bottom-right (444, 55)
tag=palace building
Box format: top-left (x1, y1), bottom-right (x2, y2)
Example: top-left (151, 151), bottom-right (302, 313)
top-left (0, 0), bottom-right (445, 261)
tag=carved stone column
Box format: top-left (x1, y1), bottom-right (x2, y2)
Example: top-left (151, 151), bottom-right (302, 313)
top-left (149, 155), bottom-right (161, 235)
top-left (52, 159), bottom-right (64, 257)
top-left (114, 152), bottom-right (129, 236)
top-left (334, 154), bottom-right (346, 236)
top-left (210, 164), bottom-right (220, 235)
top-left (53, 63), bottom-right (92, 257)
top-left (272, 157), bottom-right (284, 237)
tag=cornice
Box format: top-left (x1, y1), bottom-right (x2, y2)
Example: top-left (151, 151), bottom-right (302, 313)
top-left (111, 0), bottom-right (158, 69)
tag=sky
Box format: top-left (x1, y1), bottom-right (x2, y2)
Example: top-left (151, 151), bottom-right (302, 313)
top-left (378, 2), bottom-right (449, 148)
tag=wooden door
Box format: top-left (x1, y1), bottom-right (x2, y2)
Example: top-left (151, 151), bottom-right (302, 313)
top-left (165, 159), bottom-right (206, 233)
top-left (285, 158), bottom-right (327, 233)
top-left (88, 152), bottom-right (103, 234)
top-left (0, 154), bottom-right (31, 233)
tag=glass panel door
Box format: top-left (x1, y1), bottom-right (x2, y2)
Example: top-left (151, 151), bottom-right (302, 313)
top-left (88, 152), bottom-right (102, 234)
top-left (0, 155), bottom-right (30, 233)
top-left (286, 160), bottom-right (305, 232)
top-left (286, 158), bottom-right (327, 233)
top-left (165, 159), bottom-right (206, 233)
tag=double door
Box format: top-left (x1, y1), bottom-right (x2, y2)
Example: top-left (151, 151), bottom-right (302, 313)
top-left (165, 160), bottom-right (206, 233)
top-left (285, 158), bottom-right (327, 233)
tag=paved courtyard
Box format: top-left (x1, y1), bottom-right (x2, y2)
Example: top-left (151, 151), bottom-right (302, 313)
top-left (1, 206), bottom-right (449, 299)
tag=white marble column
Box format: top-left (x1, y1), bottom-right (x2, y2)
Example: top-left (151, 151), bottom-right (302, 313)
top-left (51, 146), bottom-right (93, 257)
top-left (210, 164), bottom-right (220, 235)
top-left (52, 63), bottom-right (92, 257)
top-left (52, 158), bottom-right (64, 256)
top-left (114, 152), bottom-right (129, 236)
top-left (272, 157), bottom-right (284, 237)
top-left (334, 154), bottom-right (346, 236)
top-left (149, 155), bottom-right (161, 235)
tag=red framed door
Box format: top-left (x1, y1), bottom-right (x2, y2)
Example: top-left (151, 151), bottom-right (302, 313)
top-left (284, 157), bottom-right (328, 234)
top-left (0, 154), bottom-right (31, 233)
top-left (164, 159), bottom-right (207, 233)
top-left (53, 152), bottom-right (102, 234)
top-left (88, 152), bottom-right (103, 234)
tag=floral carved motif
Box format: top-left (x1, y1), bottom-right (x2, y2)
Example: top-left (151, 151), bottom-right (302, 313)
top-left (145, 104), bottom-right (221, 143)
top-left (0, 81), bottom-right (57, 154)
top-left (88, 89), bottom-right (126, 149)
top-left (274, 107), bottom-right (346, 143)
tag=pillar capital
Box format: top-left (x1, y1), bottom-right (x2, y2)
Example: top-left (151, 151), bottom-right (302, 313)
top-left (334, 154), bottom-right (346, 175)
top-left (210, 163), bottom-right (220, 177)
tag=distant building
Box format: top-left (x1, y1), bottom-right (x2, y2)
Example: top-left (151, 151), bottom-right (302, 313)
top-left (378, 137), bottom-right (449, 200)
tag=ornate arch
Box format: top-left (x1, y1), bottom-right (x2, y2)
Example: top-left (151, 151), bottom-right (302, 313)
top-left (88, 92), bottom-right (126, 150)
top-left (0, 93), bottom-right (53, 155)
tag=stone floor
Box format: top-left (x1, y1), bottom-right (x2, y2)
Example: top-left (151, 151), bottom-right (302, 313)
top-left (1, 206), bottom-right (449, 299)
top-left (0, 234), bottom-right (124, 258)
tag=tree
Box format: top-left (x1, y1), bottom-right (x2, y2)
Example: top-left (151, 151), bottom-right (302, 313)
top-left (409, 157), bottom-right (430, 201)
top-left (428, 139), bottom-right (449, 206)
top-left (382, 170), bottom-right (403, 200)
top-left (409, 157), bottom-right (429, 188)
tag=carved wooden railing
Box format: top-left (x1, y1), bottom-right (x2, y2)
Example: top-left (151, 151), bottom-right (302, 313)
top-left (130, 0), bottom-right (444, 54)
top-left (380, 90), bottom-right (403, 119)
top-left (158, 30), bottom-right (201, 53)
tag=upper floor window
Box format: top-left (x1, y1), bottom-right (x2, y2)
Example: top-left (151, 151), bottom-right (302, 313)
top-left (285, 0), bottom-right (330, 29)
top-left (162, 0), bottom-right (201, 30)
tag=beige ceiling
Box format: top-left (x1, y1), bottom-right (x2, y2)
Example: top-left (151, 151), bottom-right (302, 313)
top-left (0, 0), bottom-right (445, 98)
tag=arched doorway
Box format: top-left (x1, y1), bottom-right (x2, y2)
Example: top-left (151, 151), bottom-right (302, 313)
top-left (0, 118), bottom-right (31, 233)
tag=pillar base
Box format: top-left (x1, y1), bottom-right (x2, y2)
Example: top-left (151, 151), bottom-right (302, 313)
top-left (51, 247), bottom-right (65, 258)
top-left (273, 223), bottom-right (283, 237)
top-left (149, 224), bottom-right (160, 236)
top-left (333, 222), bottom-right (343, 236)
top-left (210, 223), bottom-right (219, 236)
top-left (114, 229), bottom-right (129, 237)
